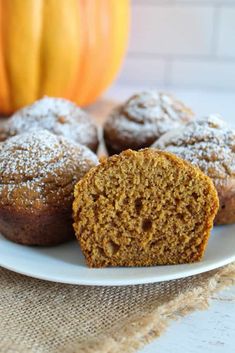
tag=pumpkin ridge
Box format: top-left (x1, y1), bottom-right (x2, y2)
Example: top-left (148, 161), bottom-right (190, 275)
top-left (0, 0), bottom-right (12, 114)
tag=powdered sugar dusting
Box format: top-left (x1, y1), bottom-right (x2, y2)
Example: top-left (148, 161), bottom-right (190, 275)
top-left (104, 91), bottom-right (194, 148)
top-left (0, 130), bottom-right (98, 209)
top-left (122, 91), bottom-right (193, 124)
top-left (3, 96), bottom-right (98, 150)
top-left (153, 115), bottom-right (235, 180)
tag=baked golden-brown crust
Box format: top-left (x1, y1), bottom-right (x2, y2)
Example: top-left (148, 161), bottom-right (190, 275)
top-left (103, 91), bottom-right (194, 155)
top-left (73, 149), bottom-right (218, 268)
top-left (153, 115), bottom-right (235, 224)
top-left (0, 96), bottom-right (99, 152)
top-left (212, 179), bottom-right (235, 224)
top-left (0, 130), bottom-right (98, 245)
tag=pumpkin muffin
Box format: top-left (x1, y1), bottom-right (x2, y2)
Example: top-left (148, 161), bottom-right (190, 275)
top-left (153, 115), bottom-right (235, 225)
top-left (103, 91), bottom-right (194, 155)
top-left (0, 130), bottom-right (98, 245)
top-left (73, 149), bottom-right (218, 268)
top-left (0, 96), bottom-right (99, 152)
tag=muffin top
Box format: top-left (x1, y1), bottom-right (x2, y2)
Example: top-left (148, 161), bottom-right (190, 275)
top-left (0, 97), bottom-right (99, 152)
top-left (104, 91), bottom-right (194, 152)
top-left (0, 130), bottom-right (98, 211)
top-left (153, 115), bottom-right (235, 181)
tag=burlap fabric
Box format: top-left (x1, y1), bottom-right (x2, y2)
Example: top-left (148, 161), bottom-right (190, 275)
top-left (0, 264), bottom-right (235, 353)
top-left (1, 100), bottom-right (235, 353)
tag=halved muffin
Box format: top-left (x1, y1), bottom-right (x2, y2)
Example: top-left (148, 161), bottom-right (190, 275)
top-left (73, 149), bottom-right (218, 267)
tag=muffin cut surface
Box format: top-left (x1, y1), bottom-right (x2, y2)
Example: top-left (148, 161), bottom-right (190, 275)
top-left (73, 149), bottom-right (219, 268)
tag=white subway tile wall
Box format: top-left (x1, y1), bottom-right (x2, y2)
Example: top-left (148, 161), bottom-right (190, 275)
top-left (129, 6), bottom-right (214, 55)
top-left (217, 8), bottom-right (235, 57)
top-left (118, 57), bottom-right (167, 85)
top-left (117, 0), bottom-right (235, 90)
top-left (171, 60), bottom-right (235, 89)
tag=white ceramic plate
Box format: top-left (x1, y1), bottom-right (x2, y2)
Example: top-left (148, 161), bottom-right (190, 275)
top-left (0, 225), bottom-right (235, 286)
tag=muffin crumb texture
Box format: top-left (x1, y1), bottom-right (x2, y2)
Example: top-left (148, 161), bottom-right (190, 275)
top-left (73, 149), bottom-right (219, 268)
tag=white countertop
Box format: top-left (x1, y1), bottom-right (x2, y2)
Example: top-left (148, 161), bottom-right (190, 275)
top-left (141, 286), bottom-right (235, 353)
top-left (105, 84), bottom-right (235, 353)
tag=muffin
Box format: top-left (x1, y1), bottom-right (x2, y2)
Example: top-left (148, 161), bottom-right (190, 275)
top-left (0, 130), bottom-right (98, 245)
top-left (103, 91), bottom-right (194, 155)
top-left (0, 96), bottom-right (99, 152)
top-left (153, 115), bottom-right (235, 225)
top-left (73, 149), bottom-right (218, 268)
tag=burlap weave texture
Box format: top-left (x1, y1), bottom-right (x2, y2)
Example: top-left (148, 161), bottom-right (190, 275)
top-left (0, 264), bottom-right (235, 353)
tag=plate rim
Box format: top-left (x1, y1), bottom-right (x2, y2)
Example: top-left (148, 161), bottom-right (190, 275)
top-left (1, 244), bottom-right (235, 286)
top-left (1, 256), bottom-right (235, 286)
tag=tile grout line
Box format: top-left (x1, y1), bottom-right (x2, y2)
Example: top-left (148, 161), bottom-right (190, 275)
top-left (126, 52), bottom-right (235, 63)
top-left (115, 79), bottom-right (235, 93)
top-left (133, 0), bottom-right (235, 7)
top-left (210, 4), bottom-right (221, 56)
top-left (164, 58), bottom-right (173, 87)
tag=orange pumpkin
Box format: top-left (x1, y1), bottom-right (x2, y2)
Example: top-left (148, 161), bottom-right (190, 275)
top-left (0, 0), bottom-right (129, 115)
